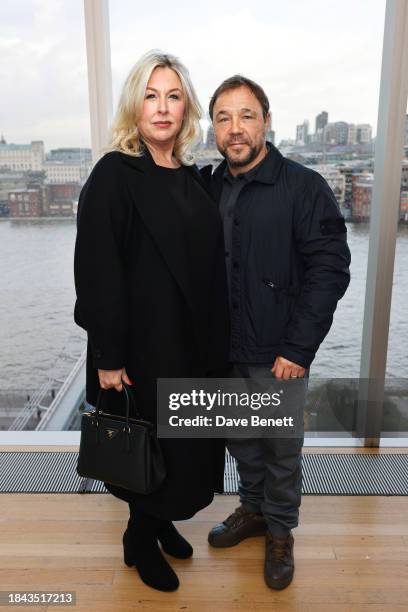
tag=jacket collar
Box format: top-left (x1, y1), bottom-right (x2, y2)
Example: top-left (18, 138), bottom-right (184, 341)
top-left (213, 141), bottom-right (284, 189)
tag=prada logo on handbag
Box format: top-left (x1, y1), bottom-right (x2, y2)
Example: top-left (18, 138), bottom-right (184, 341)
top-left (105, 428), bottom-right (119, 439)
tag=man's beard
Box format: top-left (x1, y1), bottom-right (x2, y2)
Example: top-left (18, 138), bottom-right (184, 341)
top-left (221, 140), bottom-right (261, 168)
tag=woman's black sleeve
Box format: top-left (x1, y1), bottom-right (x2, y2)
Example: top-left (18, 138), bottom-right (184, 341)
top-left (74, 153), bottom-right (129, 370)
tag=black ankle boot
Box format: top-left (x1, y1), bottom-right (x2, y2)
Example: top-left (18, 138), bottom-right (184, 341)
top-left (157, 520), bottom-right (193, 559)
top-left (123, 513), bottom-right (179, 592)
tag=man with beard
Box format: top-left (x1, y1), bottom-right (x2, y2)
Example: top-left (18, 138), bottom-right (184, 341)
top-left (204, 76), bottom-right (351, 590)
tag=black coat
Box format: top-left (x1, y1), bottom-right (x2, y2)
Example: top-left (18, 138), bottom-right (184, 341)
top-left (203, 143), bottom-right (351, 368)
top-left (74, 148), bottom-right (229, 519)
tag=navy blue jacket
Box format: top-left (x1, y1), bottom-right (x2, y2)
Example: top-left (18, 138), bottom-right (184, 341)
top-left (202, 143), bottom-right (351, 368)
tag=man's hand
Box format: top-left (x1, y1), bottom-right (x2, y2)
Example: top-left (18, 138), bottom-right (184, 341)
top-left (271, 356), bottom-right (305, 380)
top-left (98, 367), bottom-right (133, 392)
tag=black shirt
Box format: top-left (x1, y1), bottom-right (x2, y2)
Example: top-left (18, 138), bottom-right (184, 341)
top-left (219, 146), bottom-right (270, 289)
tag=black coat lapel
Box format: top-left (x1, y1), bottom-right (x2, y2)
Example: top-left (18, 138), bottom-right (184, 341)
top-left (185, 163), bottom-right (215, 201)
top-left (120, 155), bottom-right (195, 317)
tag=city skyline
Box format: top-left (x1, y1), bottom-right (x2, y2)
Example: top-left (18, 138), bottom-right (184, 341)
top-left (0, 107), bottom-right (376, 153)
top-left (2, 129), bottom-right (408, 223)
top-left (1, 0), bottom-right (386, 149)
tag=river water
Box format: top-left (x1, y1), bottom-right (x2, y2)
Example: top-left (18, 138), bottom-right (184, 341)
top-left (0, 219), bottom-right (407, 394)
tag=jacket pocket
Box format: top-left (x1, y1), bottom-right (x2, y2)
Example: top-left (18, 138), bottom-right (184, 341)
top-left (262, 279), bottom-right (300, 301)
top-left (256, 279), bottom-right (299, 347)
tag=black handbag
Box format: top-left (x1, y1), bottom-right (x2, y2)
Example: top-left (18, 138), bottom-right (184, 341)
top-left (77, 381), bottom-right (166, 494)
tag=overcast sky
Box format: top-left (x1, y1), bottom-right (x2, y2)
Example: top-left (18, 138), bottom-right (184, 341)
top-left (1, 0), bottom-right (386, 151)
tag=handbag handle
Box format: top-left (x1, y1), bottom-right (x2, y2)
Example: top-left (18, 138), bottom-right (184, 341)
top-left (94, 380), bottom-right (141, 431)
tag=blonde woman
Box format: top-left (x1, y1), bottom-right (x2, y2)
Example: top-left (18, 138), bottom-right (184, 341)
top-left (74, 50), bottom-right (229, 592)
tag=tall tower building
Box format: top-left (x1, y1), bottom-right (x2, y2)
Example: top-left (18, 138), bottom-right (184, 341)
top-left (296, 120), bottom-right (309, 145)
top-left (315, 111), bottom-right (328, 143)
top-left (266, 128), bottom-right (275, 145)
top-left (266, 110), bottom-right (275, 145)
top-left (206, 124), bottom-right (216, 149)
top-left (356, 124), bottom-right (373, 144)
top-left (315, 111), bottom-right (328, 133)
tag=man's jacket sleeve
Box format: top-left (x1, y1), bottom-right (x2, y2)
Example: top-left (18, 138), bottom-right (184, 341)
top-left (278, 173), bottom-right (351, 368)
top-left (73, 155), bottom-right (129, 370)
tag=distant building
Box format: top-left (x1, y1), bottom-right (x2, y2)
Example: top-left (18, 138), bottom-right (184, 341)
top-left (399, 160), bottom-right (408, 221)
top-left (8, 171), bottom-right (47, 218)
top-left (405, 114), bottom-right (408, 146)
top-left (44, 161), bottom-right (91, 184)
top-left (8, 188), bottom-right (45, 218)
top-left (7, 176), bottom-right (80, 218)
top-left (266, 110), bottom-right (275, 145)
top-left (194, 130), bottom-right (205, 150)
top-left (296, 120), bottom-right (309, 145)
top-left (266, 128), bottom-right (275, 145)
top-left (315, 111), bottom-right (328, 133)
top-left (352, 172), bottom-right (373, 219)
top-left (278, 138), bottom-right (296, 149)
top-left (0, 168), bottom-right (26, 215)
top-left (338, 165), bottom-right (354, 213)
top-left (347, 124), bottom-right (357, 145)
top-left (334, 122), bottom-right (349, 145)
top-left (0, 142), bottom-right (94, 217)
top-left (323, 123), bottom-right (336, 144)
top-left (46, 148), bottom-right (92, 164)
top-left (206, 124), bottom-right (216, 149)
top-left (47, 183), bottom-right (81, 216)
top-left (351, 163), bottom-right (408, 221)
top-left (356, 124), bottom-right (373, 144)
top-left (323, 121), bottom-right (357, 146)
top-left (44, 147), bottom-right (92, 185)
top-left (0, 142), bottom-right (91, 188)
top-left (311, 165), bottom-right (345, 208)
top-left (0, 202), bottom-right (9, 217)
top-left (401, 160), bottom-right (408, 191)
top-left (0, 138), bottom-right (44, 172)
top-left (315, 111), bottom-right (328, 143)
top-left (188, 122), bottom-right (221, 165)
top-left (400, 191), bottom-right (408, 221)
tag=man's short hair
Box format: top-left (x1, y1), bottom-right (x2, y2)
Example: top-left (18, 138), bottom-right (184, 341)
top-left (209, 75), bottom-right (270, 121)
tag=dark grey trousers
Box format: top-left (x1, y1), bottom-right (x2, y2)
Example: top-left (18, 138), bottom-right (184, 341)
top-left (227, 363), bottom-right (308, 536)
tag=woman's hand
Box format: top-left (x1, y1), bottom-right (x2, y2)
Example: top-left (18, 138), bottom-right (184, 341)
top-left (98, 368), bottom-right (133, 392)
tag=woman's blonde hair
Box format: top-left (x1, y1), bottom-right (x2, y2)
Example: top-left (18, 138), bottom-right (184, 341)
top-left (109, 50), bottom-right (202, 165)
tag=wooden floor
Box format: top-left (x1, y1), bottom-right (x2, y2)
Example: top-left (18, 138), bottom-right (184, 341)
top-left (1, 447), bottom-right (408, 611)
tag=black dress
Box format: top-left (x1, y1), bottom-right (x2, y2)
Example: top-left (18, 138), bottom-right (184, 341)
top-left (98, 161), bottom-right (228, 520)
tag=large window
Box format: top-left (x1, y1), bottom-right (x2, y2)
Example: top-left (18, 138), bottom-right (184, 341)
top-left (4, 0), bottom-right (407, 445)
top-left (0, 1), bottom-right (90, 431)
top-left (110, 0), bottom-right (385, 381)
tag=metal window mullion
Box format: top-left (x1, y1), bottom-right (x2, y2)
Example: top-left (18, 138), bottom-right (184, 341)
top-left (358, 0), bottom-right (408, 446)
top-left (83, 0), bottom-right (113, 164)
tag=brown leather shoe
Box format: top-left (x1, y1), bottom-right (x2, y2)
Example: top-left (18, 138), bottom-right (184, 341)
top-left (208, 504), bottom-right (267, 548)
top-left (264, 531), bottom-right (294, 590)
